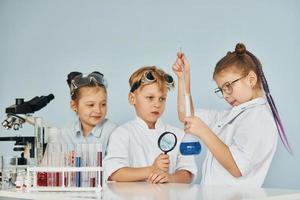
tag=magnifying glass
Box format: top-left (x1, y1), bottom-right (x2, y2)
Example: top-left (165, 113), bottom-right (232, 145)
top-left (158, 131), bottom-right (177, 154)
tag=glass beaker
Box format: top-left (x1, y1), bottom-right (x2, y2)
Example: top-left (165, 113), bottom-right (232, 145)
top-left (0, 156), bottom-right (16, 190)
top-left (46, 142), bottom-right (62, 187)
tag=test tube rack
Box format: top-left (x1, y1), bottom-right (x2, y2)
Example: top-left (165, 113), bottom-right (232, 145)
top-left (26, 166), bottom-right (102, 192)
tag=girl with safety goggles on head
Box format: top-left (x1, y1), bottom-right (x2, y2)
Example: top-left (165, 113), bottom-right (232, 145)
top-left (104, 66), bottom-right (197, 184)
top-left (173, 43), bottom-right (291, 187)
top-left (41, 71), bottom-right (117, 174)
top-left (63, 71), bottom-right (118, 155)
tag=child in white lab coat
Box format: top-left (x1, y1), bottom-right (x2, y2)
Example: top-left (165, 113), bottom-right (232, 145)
top-left (172, 43), bottom-right (291, 187)
top-left (104, 66), bottom-right (197, 184)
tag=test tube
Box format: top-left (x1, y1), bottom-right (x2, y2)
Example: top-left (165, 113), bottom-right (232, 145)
top-left (37, 127), bottom-right (59, 187)
top-left (71, 143), bottom-right (76, 187)
top-left (88, 143), bottom-right (96, 187)
top-left (0, 156), bottom-right (4, 190)
top-left (55, 143), bottom-right (62, 187)
top-left (81, 143), bottom-right (89, 187)
top-left (66, 143), bottom-right (75, 187)
top-left (46, 143), bottom-right (54, 187)
top-left (47, 142), bottom-right (62, 187)
top-left (61, 143), bottom-right (68, 187)
top-left (96, 143), bottom-right (102, 187)
top-left (75, 144), bottom-right (81, 187)
top-left (0, 156), bottom-right (2, 189)
top-left (37, 171), bottom-right (47, 186)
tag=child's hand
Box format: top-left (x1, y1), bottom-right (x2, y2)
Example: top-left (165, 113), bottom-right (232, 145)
top-left (172, 52), bottom-right (190, 79)
top-left (184, 116), bottom-right (209, 139)
top-left (151, 153), bottom-right (170, 172)
top-left (147, 169), bottom-right (172, 184)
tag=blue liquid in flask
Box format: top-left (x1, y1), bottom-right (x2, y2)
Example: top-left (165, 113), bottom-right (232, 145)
top-left (180, 135), bottom-right (201, 155)
top-left (179, 53), bottom-right (202, 156)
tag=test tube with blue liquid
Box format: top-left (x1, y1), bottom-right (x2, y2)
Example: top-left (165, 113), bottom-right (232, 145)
top-left (75, 144), bottom-right (81, 187)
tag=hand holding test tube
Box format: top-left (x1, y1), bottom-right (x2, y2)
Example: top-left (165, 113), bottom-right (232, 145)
top-left (177, 49), bottom-right (201, 155)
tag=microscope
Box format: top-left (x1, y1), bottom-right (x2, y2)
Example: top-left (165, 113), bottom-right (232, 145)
top-left (1, 94), bottom-right (55, 166)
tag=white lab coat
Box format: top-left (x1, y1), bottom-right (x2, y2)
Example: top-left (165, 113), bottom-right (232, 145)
top-left (196, 97), bottom-right (278, 187)
top-left (104, 116), bottom-right (198, 181)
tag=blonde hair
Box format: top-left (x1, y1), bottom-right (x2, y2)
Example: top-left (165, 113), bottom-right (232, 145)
top-left (129, 66), bottom-right (173, 93)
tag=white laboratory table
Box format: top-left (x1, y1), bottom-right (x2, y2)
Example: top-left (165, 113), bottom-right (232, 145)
top-left (1, 182), bottom-right (300, 200)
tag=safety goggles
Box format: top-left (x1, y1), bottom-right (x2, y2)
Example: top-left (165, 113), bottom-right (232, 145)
top-left (70, 72), bottom-right (107, 96)
top-left (130, 70), bottom-right (174, 93)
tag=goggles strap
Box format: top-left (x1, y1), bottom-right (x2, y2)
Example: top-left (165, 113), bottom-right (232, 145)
top-left (130, 80), bottom-right (142, 93)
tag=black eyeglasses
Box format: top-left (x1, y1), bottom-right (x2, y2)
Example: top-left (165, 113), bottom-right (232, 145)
top-left (130, 70), bottom-right (174, 93)
top-left (214, 77), bottom-right (244, 98)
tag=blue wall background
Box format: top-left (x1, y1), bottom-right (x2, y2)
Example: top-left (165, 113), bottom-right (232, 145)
top-left (0, 0), bottom-right (299, 189)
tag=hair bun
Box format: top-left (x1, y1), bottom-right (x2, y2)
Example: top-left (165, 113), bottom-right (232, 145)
top-left (67, 71), bottom-right (82, 86)
top-left (235, 43), bottom-right (246, 56)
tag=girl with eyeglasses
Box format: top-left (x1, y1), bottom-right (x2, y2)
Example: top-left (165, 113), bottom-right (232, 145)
top-left (172, 43), bottom-right (291, 187)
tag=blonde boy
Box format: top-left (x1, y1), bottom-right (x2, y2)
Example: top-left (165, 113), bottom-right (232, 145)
top-left (104, 66), bottom-right (197, 184)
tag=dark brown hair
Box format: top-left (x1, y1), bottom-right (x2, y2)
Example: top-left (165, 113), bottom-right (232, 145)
top-left (213, 43), bottom-right (262, 89)
top-left (214, 43), bottom-right (293, 153)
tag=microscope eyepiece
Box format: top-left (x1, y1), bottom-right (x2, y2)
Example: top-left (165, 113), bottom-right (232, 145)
top-left (15, 98), bottom-right (24, 105)
top-left (2, 94), bottom-right (54, 130)
top-left (5, 94), bottom-right (55, 115)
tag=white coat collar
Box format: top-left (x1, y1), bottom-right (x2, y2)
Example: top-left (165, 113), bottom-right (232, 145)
top-left (135, 116), bottom-right (165, 132)
top-left (218, 97), bottom-right (267, 127)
